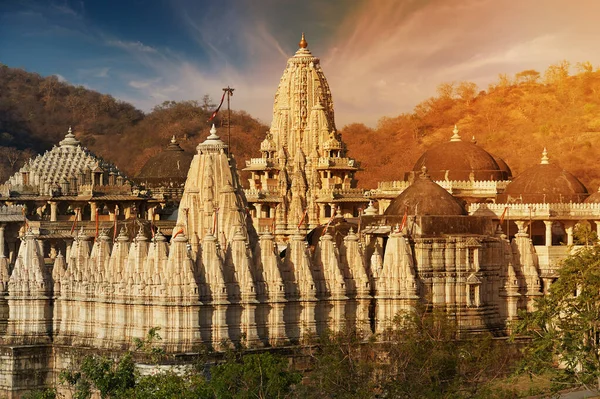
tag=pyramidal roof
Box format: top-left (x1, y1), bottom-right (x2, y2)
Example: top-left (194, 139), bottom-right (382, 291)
top-left (5, 127), bottom-right (127, 194)
top-left (175, 124), bottom-right (256, 248)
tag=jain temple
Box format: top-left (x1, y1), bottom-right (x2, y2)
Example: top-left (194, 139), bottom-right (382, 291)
top-left (1, 34), bottom-right (599, 396)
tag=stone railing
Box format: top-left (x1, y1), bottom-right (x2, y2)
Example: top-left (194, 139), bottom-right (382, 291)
top-left (469, 202), bottom-right (600, 219)
top-left (375, 179), bottom-right (510, 193)
top-left (245, 158), bottom-right (274, 168)
top-left (317, 157), bottom-right (356, 168)
top-left (316, 187), bottom-right (368, 200)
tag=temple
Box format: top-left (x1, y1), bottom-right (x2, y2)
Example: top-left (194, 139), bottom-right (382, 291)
top-left (244, 33), bottom-right (368, 238)
top-left (0, 34), bottom-right (599, 397)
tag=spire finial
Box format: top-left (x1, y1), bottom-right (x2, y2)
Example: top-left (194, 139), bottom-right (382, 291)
top-left (450, 125), bottom-right (461, 142)
top-left (541, 147), bottom-right (549, 164)
top-left (171, 135), bottom-right (176, 144)
top-left (420, 165), bottom-right (430, 179)
top-left (68, 126), bottom-right (72, 134)
top-left (299, 32), bottom-right (308, 49)
top-left (210, 124), bottom-right (217, 135)
top-left (471, 135), bottom-right (477, 144)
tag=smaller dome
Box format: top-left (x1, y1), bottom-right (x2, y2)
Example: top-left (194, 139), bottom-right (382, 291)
top-left (498, 149), bottom-right (588, 203)
top-left (584, 187), bottom-right (600, 203)
top-left (260, 132), bottom-right (276, 153)
top-left (385, 167), bottom-right (466, 216)
top-left (491, 154), bottom-right (512, 179)
top-left (323, 132), bottom-right (342, 151)
top-left (136, 136), bottom-right (193, 186)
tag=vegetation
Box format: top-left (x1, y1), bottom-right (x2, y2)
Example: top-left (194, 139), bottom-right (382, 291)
top-left (0, 64), bottom-right (267, 182)
top-left (342, 61), bottom-right (600, 188)
top-left (23, 309), bottom-right (534, 399)
top-left (516, 244), bottom-right (600, 393)
top-left (5, 61), bottom-right (600, 191)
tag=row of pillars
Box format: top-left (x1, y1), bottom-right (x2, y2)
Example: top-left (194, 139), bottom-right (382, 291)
top-left (514, 220), bottom-right (596, 246)
top-left (45, 201), bottom-right (161, 222)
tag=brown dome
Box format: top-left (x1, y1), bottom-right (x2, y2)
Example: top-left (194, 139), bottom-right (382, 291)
top-left (498, 150), bottom-right (588, 203)
top-left (491, 154), bottom-right (512, 179)
top-left (136, 137), bottom-right (194, 186)
top-left (412, 127), bottom-right (506, 181)
top-left (585, 188), bottom-right (600, 203)
top-left (385, 168), bottom-right (466, 216)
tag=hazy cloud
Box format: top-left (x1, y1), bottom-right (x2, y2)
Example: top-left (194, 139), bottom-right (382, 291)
top-left (107, 40), bottom-right (158, 54)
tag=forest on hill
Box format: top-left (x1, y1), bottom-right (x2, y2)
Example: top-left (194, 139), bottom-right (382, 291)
top-left (2, 61), bottom-right (600, 191)
top-left (342, 61), bottom-right (600, 190)
top-left (0, 64), bottom-right (267, 183)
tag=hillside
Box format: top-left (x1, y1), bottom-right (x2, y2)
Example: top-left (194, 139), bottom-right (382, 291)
top-left (342, 61), bottom-right (600, 190)
top-left (3, 61), bottom-right (600, 192)
top-left (0, 64), bottom-right (267, 182)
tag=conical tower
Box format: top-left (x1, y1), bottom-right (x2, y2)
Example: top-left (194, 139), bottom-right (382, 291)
top-left (244, 34), bottom-right (367, 239)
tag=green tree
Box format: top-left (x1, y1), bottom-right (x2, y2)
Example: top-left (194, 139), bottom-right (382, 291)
top-left (210, 351), bottom-right (301, 399)
top-left (294, 329), bottom-right (376, 399)
top-left (516, 244), bottom-right (600, 392)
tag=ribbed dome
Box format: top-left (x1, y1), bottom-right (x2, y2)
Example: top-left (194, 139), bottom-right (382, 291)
top-left (584, 188), bottom-right (600, 203)
top-left (491, 154), bottom-right (512, 179)
top-left (412, 126), bottom-right (506, 181)
top-left (498, 149), bottom-right (588, 203)
top-left (385, 168), bottom-right (466, 216)
top-left (136, 136), bottom-right (193, 186)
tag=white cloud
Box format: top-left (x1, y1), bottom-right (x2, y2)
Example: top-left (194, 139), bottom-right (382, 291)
top-left (107, 40), bottom-right (157, 53)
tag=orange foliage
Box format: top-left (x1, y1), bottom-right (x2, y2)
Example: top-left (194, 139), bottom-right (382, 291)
top-left (342, 62), bottom-right (600, 190)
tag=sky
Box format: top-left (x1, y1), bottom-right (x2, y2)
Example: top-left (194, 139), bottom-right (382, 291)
top-left (2, 0), bottom-right (600, 127)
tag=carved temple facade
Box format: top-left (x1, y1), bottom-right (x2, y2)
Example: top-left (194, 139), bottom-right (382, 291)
top-left (0, 34), bottom-right (599, 397)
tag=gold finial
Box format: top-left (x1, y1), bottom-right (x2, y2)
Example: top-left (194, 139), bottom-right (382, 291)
top-left (299, 32), bottom-right (308, 49)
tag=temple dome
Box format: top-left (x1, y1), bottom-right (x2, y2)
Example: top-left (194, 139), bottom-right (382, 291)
top-left (136, 136), bottom-right (193, 186)
top-left (4, 127), bottom-right (128, 196)
top-left (385, 167), bottom-right (466, 216)
top-left (498, 149), bottom-right (588, 203)
top-left (412, 126), bottom-right (506, 181)
top-left (584, 187), bottom-right (600, 203)
top-left (491, 154), bottom-right (513, 179)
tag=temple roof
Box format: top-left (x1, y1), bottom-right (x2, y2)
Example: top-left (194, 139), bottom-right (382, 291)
top-left (135, 136), bottom-right (193, 186)
top-left (412, 126), bottom-right (507, 181)
top-left (4, 127), bottom-right (128, 196)
top-left (498, 148), bottom-right (588, 203)
top-left (385, 167), bottom-right (467, 216)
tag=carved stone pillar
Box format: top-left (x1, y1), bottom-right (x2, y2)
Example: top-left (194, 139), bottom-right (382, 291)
top-left (49, 201), bottom-right (58, 222)
top-left (544, 220), bottom-right (553, 247)
top-left (255, 203), bottom-right (263, 219)
top-left (318, 203), bottom-right (326, 221)
top-left (564, 221), bottom-right (575, 246)
top-left (0, 223), bottom-right (5, 257)
top-left (90, 202), bottom-right (97, 221)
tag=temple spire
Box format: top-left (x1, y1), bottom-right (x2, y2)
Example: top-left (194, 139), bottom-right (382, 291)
top-left (299, 32), bottom-right (308, 49)
top-left (450, 125), bottom-right (461, 142)
top-left (541, 147), bottom-right (549, 165)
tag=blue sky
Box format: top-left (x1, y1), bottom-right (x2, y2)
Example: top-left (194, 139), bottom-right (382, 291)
top-left (2, 0), bottom-right (600, 127)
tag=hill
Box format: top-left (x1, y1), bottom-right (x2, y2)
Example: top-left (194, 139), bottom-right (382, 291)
top-left (341, 61), bottom-right (600, 190)
top-left (3, 61), bottom-right (600, 193)
top-left (0, 64), bottom-right (267, 182)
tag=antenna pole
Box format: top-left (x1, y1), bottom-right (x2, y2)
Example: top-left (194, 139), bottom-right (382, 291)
top-left (222, 86), bottom-right (235, 154)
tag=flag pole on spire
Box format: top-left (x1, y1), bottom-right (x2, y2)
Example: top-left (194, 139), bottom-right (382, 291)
top-left (223, 86), bottom-right (235, 156)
